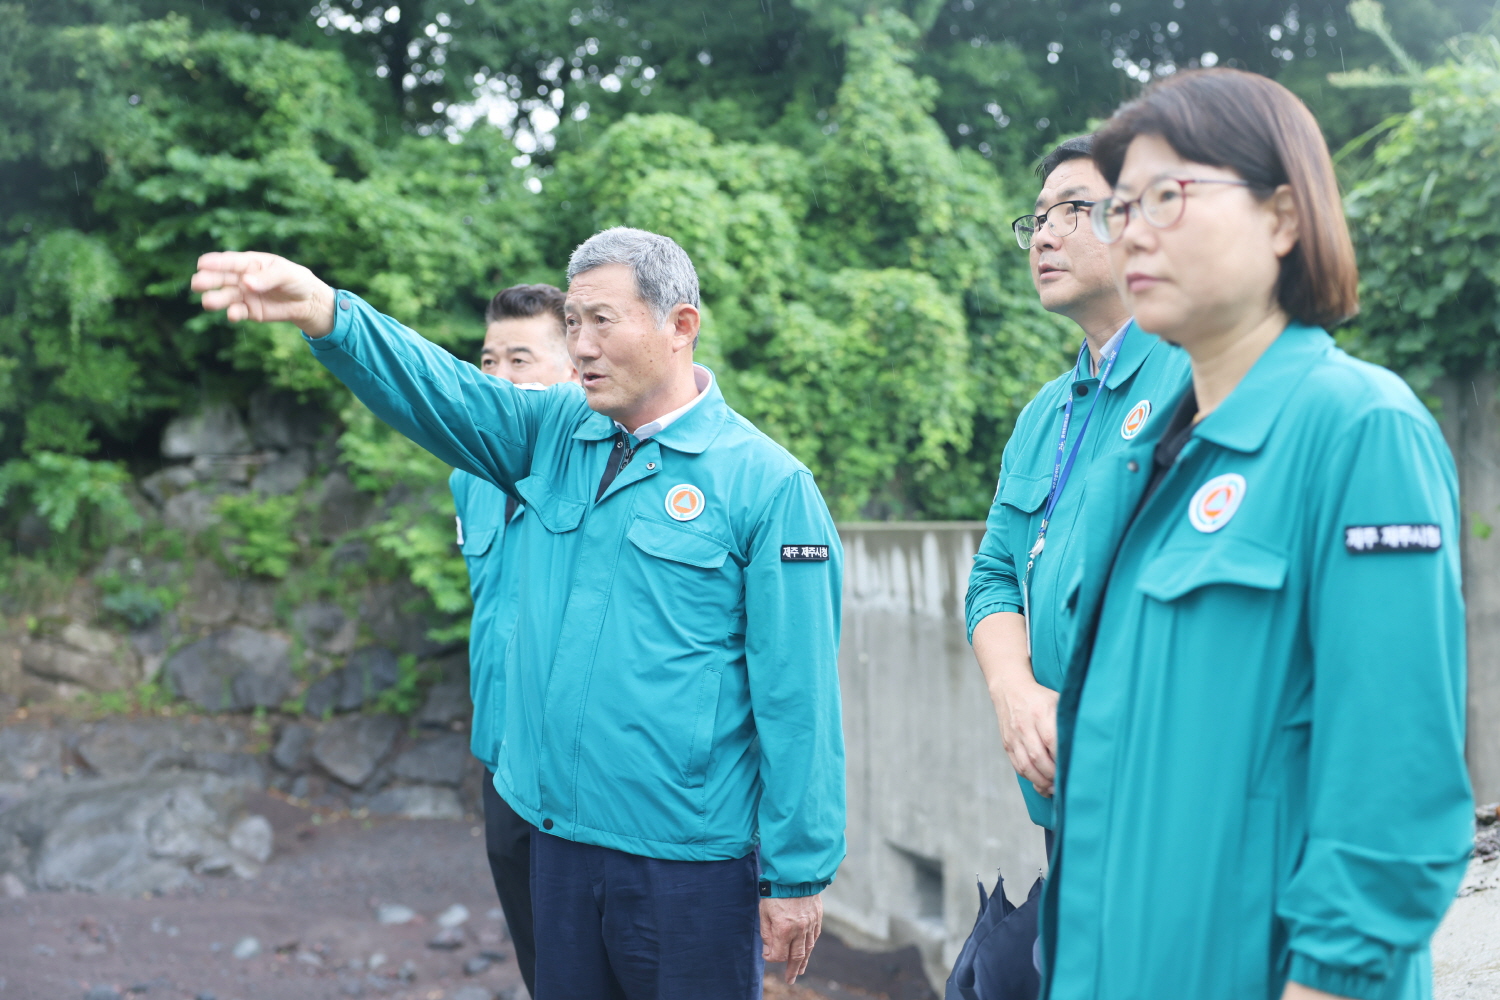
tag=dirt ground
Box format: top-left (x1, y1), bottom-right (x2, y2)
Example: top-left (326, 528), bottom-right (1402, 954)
top-left (0, 790), bottom-right (935, 1000)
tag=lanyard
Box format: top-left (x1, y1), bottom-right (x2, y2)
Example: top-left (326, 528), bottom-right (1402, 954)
top-left (1022, 331), bottom-right (1126, 652)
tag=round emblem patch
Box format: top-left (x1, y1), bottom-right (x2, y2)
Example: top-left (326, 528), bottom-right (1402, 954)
top-left (665, 484), bottom-right (706, 522)
top-left (1120, 399), bottom-right (1152, 440)
top-left (1188, 473), bottom-right (1246, 533)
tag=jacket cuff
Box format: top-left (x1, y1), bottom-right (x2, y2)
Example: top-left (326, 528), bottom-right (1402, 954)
top-left (966, 602), bottom-right (1023, 643)
top-left (303, 289), bottom-right (362, 350)
top-left (1287, 952), bottom-right (1386, 1000)
top-left (759, 879), bottom-right (829, 899)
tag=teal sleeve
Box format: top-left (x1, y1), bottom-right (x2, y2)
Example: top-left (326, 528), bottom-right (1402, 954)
top-left (966, 436), bottom-right (1027, 642)
top-left (1280, 408), bottom-right (1472, 997)
top-left (744, 471), bottom-right (847, 897)
top-left (449, 469), bottom-right (469, 539)
top-left (308, 292), bottom-right (560, 496)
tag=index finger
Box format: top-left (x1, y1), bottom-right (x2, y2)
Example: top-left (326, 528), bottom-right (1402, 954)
top-left (194, 250), bottom-right (273, 274)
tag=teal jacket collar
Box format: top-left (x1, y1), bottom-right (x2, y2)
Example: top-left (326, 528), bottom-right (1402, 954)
top-left (1055, 320), bottom-right (1156, 408)
top-left (570, 366), bottom-right (729, 456)
top-left (1194, 323), bottom-right (1331, 454)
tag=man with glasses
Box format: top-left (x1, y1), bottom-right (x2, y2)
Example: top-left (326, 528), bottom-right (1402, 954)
top-left (965, 136), bottom-right (1191, 922)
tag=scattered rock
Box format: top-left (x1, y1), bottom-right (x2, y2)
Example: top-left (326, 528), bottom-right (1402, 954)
top-left (249, 390), bottom-right (328, 451)
top-left (463, 956), bottom-right (491, 976)
top-left (365, 785), bottom-right (464, 820)
top-left (251, 447), bottom-right (314, 496)
top-left (0, 726), bottom-right (64, 784)
top-left (392, 734), bottom-right (468, 787)
top-left (450, 986), bottom-right (492, 1000)
top-left (292, 602), bottom-right (355, 655)
top-left (427, 926), bottom-right (465, 950)
top-left (164, 626), bottom-right (292, 713)
top-left (312, 715), bottom-right (400, 787)
top-left (272, 724), bottom-right (315, 772)
top-left (398, 960), bottom-right (417, 982)
top-left (415, 682), bottom-right (470, 728)
top-left (1, 871), bottom-right (26, 898)
top-left (162, 402), bottom-right (253, 459)
top-left (21, 622), bottom-right (138, 692)
top-left (84, 986), bottom-right (122, 1000)
top-left (161, 490), bottom-right (222, 535)
top-left (375, 904), bottom-right (416, 926)
top-left (437, 903), bottom-right (470, 929)
top-left (229, 814), bottom-right (273, 864)
top-left (304, 648), bottom-right (400, 717)
top-left (232, 936), bottom-right (261, 960)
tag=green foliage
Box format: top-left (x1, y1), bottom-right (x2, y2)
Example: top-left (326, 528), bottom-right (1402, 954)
top-left (214, 493), bottom-right (301, 578)
top-left (96, 570), bottom-right (178, 628)
top-left (0, 452), bottom-right (140, 563)
top-left (1340, 22), bottom-right (1500, 390)
top-left (371, 652), bottom-right (439, 717)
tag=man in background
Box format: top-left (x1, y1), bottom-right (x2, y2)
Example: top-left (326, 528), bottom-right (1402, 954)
top-left (453, 284), bottom-right (578, 998)
top-left (964, 137), bottom-right (1190, 982)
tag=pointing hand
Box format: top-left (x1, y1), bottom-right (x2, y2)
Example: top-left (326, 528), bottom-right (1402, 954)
top-left (191, 251), bottom-right (338, 338)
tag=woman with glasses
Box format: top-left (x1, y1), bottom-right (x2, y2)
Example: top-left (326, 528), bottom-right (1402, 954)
top-left (1039, 69), bottom-right (1472, 1000)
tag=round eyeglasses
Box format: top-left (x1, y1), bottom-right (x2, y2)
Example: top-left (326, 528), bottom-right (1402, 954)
top-left (1091, 177), bottom-right (1255, 244)
top-left (1010, 200), bottom-right (1095, 251)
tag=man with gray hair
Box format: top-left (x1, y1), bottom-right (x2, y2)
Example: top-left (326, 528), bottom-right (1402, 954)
top-left (190, 228), bottom-right (847, 999)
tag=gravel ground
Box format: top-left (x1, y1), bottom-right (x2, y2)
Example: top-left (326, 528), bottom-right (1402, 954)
top-left (1434, 856), bottom-right (1500, 1000)
top-left (0, 789), bottom-right (932, 1000)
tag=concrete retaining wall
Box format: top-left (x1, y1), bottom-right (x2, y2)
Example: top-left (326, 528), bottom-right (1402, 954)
top-left (826, 522), bottom-right (1044, 989)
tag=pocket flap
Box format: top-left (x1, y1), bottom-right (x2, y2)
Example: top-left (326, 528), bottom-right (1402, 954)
top-left (514, 475), bottom-right (586, 534)
top-left (1139, 537), bottom-right (1288, 602)
top-left (627, 517), bottom-right (731, 569)
top-left (459, 526), bottom-right (497, 557)
top-left (999, 473), bottom-right (1050, 514)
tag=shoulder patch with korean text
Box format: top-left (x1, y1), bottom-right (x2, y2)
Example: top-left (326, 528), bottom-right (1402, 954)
top-left (781, 544), bottom-right (830, 562)
top-left (1344, 524), bottom-right (1442, 554)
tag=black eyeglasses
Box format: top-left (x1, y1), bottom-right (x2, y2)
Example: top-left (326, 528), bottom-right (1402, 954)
top-left (1011, 200), bottom-right (1096, 250)
top-left (1091, 177), bottom-right (1255, 244)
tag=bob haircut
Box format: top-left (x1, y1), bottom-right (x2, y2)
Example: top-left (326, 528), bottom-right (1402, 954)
top-left (1092, 68), bottom-right (1359, 329)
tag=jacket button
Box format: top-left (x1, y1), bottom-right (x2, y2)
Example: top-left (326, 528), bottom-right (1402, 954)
top-left (542, 818), bottom-right (554, 830)
top-left (646, 462), bottom-right (656, 470)
top-left (339, 298), bottom-right (351, 310)
top-left (1127, 461), bottom-right (1139, 472)
top-left (1074, 384), bottom-right (1088, 397)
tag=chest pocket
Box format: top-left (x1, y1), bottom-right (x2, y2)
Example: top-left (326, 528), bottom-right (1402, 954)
top-left (627, 517), bottom-right (732, 569)
top-left (1139, 536), bottom-right (1288, 603)
top-left (460, 526), bottom-right (497, 558)
top-left (514, 475), bottom-right (585, 534)
top-left (999, 473), bottom-right (1050, 514)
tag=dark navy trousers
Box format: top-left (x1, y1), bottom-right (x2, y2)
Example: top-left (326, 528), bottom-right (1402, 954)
top-left (483, 772), bottom-right (536, 997)
top-left (530, 828), bottom-right (764, 1000)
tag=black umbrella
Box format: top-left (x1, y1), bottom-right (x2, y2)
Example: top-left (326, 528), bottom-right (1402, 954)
top-left (944, 871), bottom-right (1043, 1000)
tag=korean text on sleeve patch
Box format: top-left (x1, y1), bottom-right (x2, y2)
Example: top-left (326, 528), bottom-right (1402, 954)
top-left (781, 544), bottom-right (830, 562)
top-left (1344, 524), bottom-right (1442, 554)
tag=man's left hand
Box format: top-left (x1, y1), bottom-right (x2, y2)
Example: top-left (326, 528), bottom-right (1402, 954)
top-left (760, 894), bottom-right (823, 984)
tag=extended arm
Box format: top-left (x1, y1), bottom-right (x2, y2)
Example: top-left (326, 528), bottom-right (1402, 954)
top-left (192, 252), bottom-right (559, 493)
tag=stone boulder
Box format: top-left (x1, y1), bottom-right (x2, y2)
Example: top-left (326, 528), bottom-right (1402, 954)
top-left (392, 734), bottom-right (469, 787)
top-left (250, 447), bottom-right (314, 496)
top-left (74, 718), bottom-right (253, 781)
top-left (21, 622), bottom-right (139, 692)
top-left (248, 390), bottom-right (328, 451)
top-left (271, 723), bottom-right (315, 772)
top-left (0, 727), bottom-right (65, 785)
top-left (416, 682), bottom-right (471, 728)
top-left (291, 601), bottom-right (357, 655)
top-left (0, 773), bottom-right (268, 895)
top-left (312, 714), bottom-right (400, 787)
top-left (161, 402), bottom-right (253, 459)
top-left (303, 647), bottom-right (400, 718)
top-left (164, 626), bottom-right (292, 712)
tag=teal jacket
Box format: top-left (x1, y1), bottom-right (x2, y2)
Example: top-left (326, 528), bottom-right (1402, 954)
top-left (450, 469), bottom-right (523, 772)
top-left (965, 323), bottom-right (1192, 827)
top-left (309, 292), bottom-right (846, 896)
top-left (1041, 325), bottom-right (1472, 1000)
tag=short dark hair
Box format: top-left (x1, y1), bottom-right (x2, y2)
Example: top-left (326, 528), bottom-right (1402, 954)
top-left (484, 283), bottom-right (566, 328)
top-left (1092, 69), bottom-right (1358, 329)
top-left (1036, 135), bottom-right (1096, 182)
